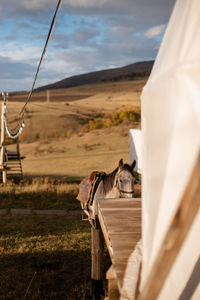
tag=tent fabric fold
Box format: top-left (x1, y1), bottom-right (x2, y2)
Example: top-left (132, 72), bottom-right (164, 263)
top-left (140, 0), bottom-right (200, 298)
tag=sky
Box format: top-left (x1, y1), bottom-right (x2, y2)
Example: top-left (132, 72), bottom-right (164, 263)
top-left (0, 0), bottom-right (175, 92)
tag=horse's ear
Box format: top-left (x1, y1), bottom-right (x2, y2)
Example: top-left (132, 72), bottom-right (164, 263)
top-left (131, 160), bottom-right (136, 170)
top-left (119, 158), bottom-right (123, 169)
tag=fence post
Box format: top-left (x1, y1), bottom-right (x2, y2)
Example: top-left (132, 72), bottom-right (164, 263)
top-left (91, 219), bottom-right (104, 300)
top-left (46, 90), bottom-right (50, 102)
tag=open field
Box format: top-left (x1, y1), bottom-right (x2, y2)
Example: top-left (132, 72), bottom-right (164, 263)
top-left (5, 79), bottom-right (143, 178)
top-left (0, 78), bottom-right (144, 299)
top-left (5, 78), bottom-right (146, 105)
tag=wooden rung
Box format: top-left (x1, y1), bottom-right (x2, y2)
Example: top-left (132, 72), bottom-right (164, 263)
top-left (7, 173), bottom-right (22, 176)
top-left (0, 165), bottom-right (10, 171)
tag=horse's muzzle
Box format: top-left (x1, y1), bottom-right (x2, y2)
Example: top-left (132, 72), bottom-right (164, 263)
top-left (120, 190), bottom-right (134, 198)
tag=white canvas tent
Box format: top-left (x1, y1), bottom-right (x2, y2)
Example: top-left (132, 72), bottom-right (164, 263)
top-left (140, 0), bottom-right (200, 299)
top-left (129, 129), bottom-right (142, 174)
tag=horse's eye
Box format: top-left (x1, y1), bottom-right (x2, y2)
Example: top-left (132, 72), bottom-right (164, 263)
top-left (120, 179), bottom-right (123, 183)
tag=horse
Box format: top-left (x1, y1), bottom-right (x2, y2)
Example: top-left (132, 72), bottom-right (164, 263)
top-left (93, 158), bottom-right (136, 202)
top-left (77, 158), bottom-right (136, 221)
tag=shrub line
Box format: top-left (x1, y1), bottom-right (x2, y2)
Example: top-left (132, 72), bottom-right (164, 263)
top-left (0, 208), bottom-right (82, 216)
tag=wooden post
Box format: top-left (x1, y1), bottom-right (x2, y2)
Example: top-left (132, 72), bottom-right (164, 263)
top-left (16, 138), bottom-right (20, 155)
top-left (106, 266), bottom-right (120, 300)
top-left (138, 151), bottom-right (200, 300)
top-left (91, 219), bottom-right (104, 300)
top-left (46, 90), bottom-right (50, 102)
top-left (0, 102), bottom-right (7, 184)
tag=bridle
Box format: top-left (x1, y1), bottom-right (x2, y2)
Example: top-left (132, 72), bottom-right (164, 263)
top-left (119, 189), bottom-right (134, 195)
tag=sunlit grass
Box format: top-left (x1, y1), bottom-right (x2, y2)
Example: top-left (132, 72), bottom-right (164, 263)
top-left (0, 178), bottom-right (80, 210)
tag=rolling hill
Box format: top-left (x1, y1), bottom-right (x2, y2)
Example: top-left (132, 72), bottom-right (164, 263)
top-left (37, 60), bottom-right (154, 91)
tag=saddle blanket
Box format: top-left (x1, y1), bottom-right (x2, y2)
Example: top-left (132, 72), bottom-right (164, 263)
top-left (76, 171), bottom-right (98, 206)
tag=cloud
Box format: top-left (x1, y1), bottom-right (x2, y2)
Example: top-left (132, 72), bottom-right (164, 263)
top-left (0, 57), bottom-right (35, 79)
top-left (0, 42), bottom-right (42, 63)
top-left (0, 53), bottom-right (70, 91)
top-left (19, 0), bottom-right (48, 11)
top-left (6, 0), bottom-right (107, 11)
top-left (0, 0), bottom-right (176, 91)
top-left (0, 42), bottom-right (45, 91)
top-left (0, 56), bottom-right (36, 91)
top-left (58, 32), bottom-right (157, 75)
top-left (63, 0), bottom-right (107, 8)
top-left (74, 28), bottom-right (99, 43)
top-left (144, 24), bottom-right (165, 39)
top-left (1, 0), bottom-right (175, 18)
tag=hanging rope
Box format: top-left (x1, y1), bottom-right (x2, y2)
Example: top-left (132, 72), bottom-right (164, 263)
top-left (1, 92), bottom-right (25, 139)
top-left (3, 0), bottom-right (63, 139)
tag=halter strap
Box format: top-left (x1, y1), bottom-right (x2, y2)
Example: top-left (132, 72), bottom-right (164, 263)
top-left (119, 189), bottom-right (134, 194)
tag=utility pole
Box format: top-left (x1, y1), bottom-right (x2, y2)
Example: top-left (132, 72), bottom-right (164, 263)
top-left (0, 101), bottom-right (7, 184)
top-left (46, 90), bottom-right (50, 102)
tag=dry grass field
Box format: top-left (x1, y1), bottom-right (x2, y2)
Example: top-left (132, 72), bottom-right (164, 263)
top-left (5, 79), bottom-right (144, 178)
top-left (0, 78), bottom-right (144, 299)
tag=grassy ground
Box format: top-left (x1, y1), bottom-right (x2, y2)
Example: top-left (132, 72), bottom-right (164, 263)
top-left (0, 214), bottom-right (96, 299)
top-left (0, 179), bottom-right (112, 299)
top-left (0, 178), bottom-right (140, 300)
top-left (0, 179), bottom-right (80, 210)
top-left (0, 183), bottom-right (112, 299)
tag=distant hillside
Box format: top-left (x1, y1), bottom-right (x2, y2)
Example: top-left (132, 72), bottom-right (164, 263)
top-left (37, 60), bottom-right (154, 91)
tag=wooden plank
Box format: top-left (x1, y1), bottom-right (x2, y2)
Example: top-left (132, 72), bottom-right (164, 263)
top-left (110, 234), bottom-right (141, 253)
top-left (109, 232), bottom-right (141, 240)
top-left (99, 198), bottom-right (141, 209)
top-left (102, 216), bottom-right (141, 225)
top-left (98, 200), bottom-right (141, 253)
top-left (107, 225), bottom-right (141, 234)
top-left (112, 269), bottom-right (125, 288)
top-left (101, 208), bottom-right (141, 215)
top-left (112, 249), bottom-right (136, 262)
top-left (103, 214), bottom-right (141, 221)
top-left (102, 207), bottom-right (140, 212)
top-left (101, 210), bottom-right (141, 216)
top-left (99, 198), bottom-right (141, 203)
top-left (138, 152), bottom-right (200, 300)
top-left (108, 262), bottom-right (135, 291)
top-left (98, 207), bottom-right (113, 259)
top-left (97, 197), bottom-right (142, 297)
top-left (113, 263), bottom-right (132, 272)
top-left (106, 266), bottom-right (120, 300)
top-left (104, 219), bottom-right (141, 228)
top-left (111, 241), bottom-right (139, 252)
